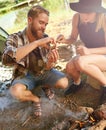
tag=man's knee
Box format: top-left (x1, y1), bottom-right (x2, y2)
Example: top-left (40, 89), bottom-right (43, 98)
top-left (55, 77), bottom-right (68, 89)
top-left (10, 83), bottom-right (26, 100)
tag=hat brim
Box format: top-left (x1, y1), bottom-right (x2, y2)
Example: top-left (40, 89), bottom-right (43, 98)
top-left (70, 3), bottom-right (106, 13)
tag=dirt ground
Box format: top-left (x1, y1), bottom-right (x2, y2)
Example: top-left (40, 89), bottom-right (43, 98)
top-left (0, 13), bottom-right (104, 130)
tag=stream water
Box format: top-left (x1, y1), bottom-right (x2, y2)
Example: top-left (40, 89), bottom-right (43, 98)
top-left (0, 6), bottom-right (29, 32)
top-left (0, 11), bottom-right (18, 31)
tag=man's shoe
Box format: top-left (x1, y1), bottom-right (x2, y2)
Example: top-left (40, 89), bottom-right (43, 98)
top-left (42, 87), bottom-right (54, 100)
top-left (64, 81), bottom-right (83, 95)
top-left (100, 86), bottom-right (106, 105)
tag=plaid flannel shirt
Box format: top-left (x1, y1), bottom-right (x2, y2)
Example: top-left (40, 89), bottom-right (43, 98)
top-left (2, 28), bottom-right (49, 79)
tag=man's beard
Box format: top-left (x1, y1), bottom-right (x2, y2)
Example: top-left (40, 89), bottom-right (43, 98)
top-left (30, 25), bottom-right (44, 39)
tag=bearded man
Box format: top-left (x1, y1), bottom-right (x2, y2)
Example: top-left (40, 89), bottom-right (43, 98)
top-left (2, 5), bottom-right (68, 117)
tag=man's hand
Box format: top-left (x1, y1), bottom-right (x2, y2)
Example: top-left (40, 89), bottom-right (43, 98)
top-left (37, 37), bottom-right (56, 49)
top-left (46, 48), bottom-right (59, 69)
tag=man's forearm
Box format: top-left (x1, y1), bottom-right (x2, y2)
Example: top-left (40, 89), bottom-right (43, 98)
top-left (16, 41), bottom-right (38, 62)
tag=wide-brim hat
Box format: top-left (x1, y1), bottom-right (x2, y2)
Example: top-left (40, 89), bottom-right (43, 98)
top-left (70, 0), bottom-right (106, 13)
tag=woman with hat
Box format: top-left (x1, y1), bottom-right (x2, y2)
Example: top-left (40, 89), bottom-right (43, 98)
top-left (57, 0), bottom-right (106, 104)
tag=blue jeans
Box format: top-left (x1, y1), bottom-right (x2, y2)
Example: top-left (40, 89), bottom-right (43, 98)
top-left (11, 69), bottom-right (65, 90)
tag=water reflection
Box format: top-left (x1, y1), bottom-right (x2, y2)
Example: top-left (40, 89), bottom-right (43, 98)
top-left (0, 11), bottom-right (17, 31)
top-left (0, 7), bottom-right (29, 31)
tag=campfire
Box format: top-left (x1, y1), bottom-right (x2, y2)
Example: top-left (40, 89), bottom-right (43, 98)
top-left (69, 103), bottom-right (106, 130)
top-left (69, 115), bottom-right (97, 130)
top-left (52, 99), bottom-right (106, 130)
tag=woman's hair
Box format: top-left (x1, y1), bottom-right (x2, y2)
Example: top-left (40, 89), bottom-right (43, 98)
top-left (96, 13), bottom-right (106, 32)
top-left (27, 5), bottom-right (49, 18)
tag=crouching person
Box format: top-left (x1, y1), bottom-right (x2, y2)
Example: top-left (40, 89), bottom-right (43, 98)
top-left (2, 5), bottom-right (68, 117)
top-left (57, 0), bottom-right (106, 105)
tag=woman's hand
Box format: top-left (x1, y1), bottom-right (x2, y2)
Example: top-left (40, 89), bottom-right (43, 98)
top-left (76, 45), bottom-right (91, 55)
top-left (56, 34), bottom-right (66, 43)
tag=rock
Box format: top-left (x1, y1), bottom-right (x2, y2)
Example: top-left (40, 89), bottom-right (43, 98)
top-left (92, 103), bottom-right (106, 120)
top-left (88, 120), bottom-right (106, 130)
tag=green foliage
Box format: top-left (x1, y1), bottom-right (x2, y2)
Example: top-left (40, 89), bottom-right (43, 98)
top-left (0, 0), bottom-right (26, 9)
top-left (43, 0), bottom-right (64, 12)
top-left (0, 1), bottom-right (12, 8)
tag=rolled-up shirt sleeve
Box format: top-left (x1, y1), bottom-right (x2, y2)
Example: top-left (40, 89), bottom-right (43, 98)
top-left (4, 45), bottom-right (17, 59)
top-left (2, 33), bottom-right (25, 67)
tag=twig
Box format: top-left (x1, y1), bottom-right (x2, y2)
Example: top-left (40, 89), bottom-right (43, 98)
top-left (22, 116), bottom-right (31, 127)
top-left (69, 122), bottom-right (79, 130)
